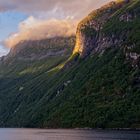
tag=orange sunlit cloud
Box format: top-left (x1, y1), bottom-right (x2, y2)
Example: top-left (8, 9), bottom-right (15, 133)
top-left (4, 17), bottom-right (78, 48)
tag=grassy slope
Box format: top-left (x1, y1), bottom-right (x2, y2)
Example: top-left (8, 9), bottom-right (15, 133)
top-left (0, 36), bottom-right (75, 76)
top-left (0, 47), bottom-right (139, 128)
top-left (102, 0), bottom-right (140, 53)
top-left (0, 0), bottom-right (139, 128)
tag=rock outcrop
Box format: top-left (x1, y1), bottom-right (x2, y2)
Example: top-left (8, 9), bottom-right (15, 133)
top-left (73, 0), bottom-right (139, 60)
top-left (3, 36), bottom-right (75, 61)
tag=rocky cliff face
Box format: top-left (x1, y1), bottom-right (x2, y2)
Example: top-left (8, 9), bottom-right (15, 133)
top-left (5, 36), bottom-right (75, 61)
top-left (0, 36), bottom-right (75, 76)
top-left (73, 0), bottom-right (140, 67)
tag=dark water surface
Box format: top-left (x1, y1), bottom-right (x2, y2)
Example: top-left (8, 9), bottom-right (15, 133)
top-left (0, 129), bottom-right (140, 140)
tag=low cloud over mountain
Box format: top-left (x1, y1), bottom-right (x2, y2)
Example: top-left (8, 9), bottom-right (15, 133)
top-left (0, 0), bottom-right (112, 50)
top-left (4, 16), bottom-right (77, 48)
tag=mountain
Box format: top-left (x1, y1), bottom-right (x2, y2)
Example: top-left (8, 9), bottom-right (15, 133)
top-left (0, 36), bottom-right (75, 76)
top-left (0, 0), bottom-right (139, 128)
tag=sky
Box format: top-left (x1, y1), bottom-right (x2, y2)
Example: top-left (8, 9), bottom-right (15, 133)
top-left (0, 0), bottom-right (112, 57)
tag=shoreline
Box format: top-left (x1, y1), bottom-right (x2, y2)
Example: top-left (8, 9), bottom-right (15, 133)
top-left (0, 127), bottom-right (140, 131)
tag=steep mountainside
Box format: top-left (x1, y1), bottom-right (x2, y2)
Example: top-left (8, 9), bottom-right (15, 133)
top-left (0, 36), bottom-right (75, 76)
top-left (74, 0), bottom-right (140, 64)
top-left (0, 0), bottom-right (139, 128)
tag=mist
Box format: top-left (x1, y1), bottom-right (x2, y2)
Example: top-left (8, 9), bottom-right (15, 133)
top-left (4, 16), bottom-right (77, 48)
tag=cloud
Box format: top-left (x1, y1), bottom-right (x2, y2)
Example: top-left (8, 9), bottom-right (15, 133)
top-left (0, 0), bottom-right (112, 19)
top-left (0, 44), bottom-right (9, 56)
top-left (1, 0), bottom-right (112, 49)
top-left (4, 16), bottom-right (78, 48)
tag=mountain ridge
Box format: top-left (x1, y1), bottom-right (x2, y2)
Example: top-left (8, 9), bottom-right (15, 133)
top-left (0, 36), bottom-right (75, 76)
top-left (73, 0), bottom-right (139, 65)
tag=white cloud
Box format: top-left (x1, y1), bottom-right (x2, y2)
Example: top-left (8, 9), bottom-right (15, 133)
top-left (1, 0), bottom-right (113, 49)
top-left (4, 16), bottom-right (78, 48)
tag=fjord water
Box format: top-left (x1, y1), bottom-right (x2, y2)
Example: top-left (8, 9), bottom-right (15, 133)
top-left (0, 129), bottom-right (140, 140)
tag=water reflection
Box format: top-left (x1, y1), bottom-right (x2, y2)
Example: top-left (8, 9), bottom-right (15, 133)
top-left (0, 129), bottom-right (140, 140)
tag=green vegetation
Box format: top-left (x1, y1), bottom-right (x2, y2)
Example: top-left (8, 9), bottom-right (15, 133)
top-left (0, 0), bottom-right (139, 129)
top-left (0, 47), bottom-right (139, 128)
top-left (0, 36), bottom-right (75, 76)
top-left (102, 0), bottom-right (140, 53)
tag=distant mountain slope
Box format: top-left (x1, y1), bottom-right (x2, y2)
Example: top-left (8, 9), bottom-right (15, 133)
top-left (0, 0), bottom-right (139, 128)
top-left (0, 36), bottom-right (75, 76)
top-left (7, 37), bottom-right (75, 60)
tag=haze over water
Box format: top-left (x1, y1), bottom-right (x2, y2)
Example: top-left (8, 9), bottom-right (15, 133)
top-left (0, 129), bottom-right (140, 140)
